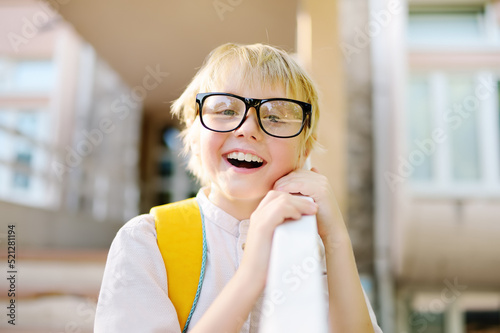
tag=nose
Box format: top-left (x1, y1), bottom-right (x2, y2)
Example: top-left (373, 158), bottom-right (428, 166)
top-left (234, 107), bottom-right (263, 139)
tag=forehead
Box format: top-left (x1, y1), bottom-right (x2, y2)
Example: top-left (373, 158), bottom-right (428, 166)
top-left (221, 78), bottom-right (286, 100)
top-left (205, 60), bottom-right (288, 99)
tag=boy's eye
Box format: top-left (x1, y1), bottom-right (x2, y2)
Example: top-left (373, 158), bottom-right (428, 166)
top-left (220, 109), bottom-right (238, 116)
top-left (264, 114), bottom-right (281, 123)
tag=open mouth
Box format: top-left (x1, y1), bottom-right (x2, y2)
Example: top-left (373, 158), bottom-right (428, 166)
top-left (226, 152), bottom-right (264, 169)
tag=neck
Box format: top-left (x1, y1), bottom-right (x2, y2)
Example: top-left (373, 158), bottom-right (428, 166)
top-left (205, 186), bottom-right (262, 221)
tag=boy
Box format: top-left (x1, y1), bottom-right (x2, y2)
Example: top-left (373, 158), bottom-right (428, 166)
top-left (95, 43), bottom-right (382, 332)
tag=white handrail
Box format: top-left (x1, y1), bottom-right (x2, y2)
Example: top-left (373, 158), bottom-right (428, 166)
top-left (259, 196), bottom-right (329, 332)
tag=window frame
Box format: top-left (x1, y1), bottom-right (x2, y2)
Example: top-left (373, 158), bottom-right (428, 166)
top-left (407, 70), bottom-right (500, 198)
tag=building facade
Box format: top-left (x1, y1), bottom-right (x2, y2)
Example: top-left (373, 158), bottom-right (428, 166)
top-left (370, 0), bottom-right (500, 332)
top-left (0, 2), bottom-right (142, 246)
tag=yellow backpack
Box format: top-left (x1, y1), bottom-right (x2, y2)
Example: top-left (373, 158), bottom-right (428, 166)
top-left (150, 198), bottom-right (207, 333)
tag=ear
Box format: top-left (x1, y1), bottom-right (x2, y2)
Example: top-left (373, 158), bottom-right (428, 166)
top-left (301, 155), bottom-right (312, 171)
top-left (303, 146), bottom-right (311, 160)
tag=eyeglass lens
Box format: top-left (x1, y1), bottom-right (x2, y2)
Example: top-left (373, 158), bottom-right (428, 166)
top-left (201, 95), bottom-right (304, 137)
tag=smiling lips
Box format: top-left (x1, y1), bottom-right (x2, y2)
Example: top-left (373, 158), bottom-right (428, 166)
top-left (226, 151), bottom-right (264, 169)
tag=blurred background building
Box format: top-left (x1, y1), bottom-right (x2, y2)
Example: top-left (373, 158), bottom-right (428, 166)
top-left (0, 0), bottom-right (499, 332)
top-left (387, 1), bottom-right (500, 332)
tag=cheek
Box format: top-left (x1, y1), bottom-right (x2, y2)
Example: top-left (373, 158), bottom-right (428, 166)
top-left (188, 120), bottom-right (202, 156)
top-left (273, 139), bottom-right (303, 171)
top-left (199, 131), bottom-right (225, 166)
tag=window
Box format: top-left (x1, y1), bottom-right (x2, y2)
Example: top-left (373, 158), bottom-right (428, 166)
top-left (409, 311), bottom-right (444, 333)
top-left (0, 55), bottom-right (56, 207)
top-left (0, 109), bottom-right (51, 205)
top-left (155, 127), bottom-right (199, 206)
top-left (406, 72), bottom-right (500, 196)
top-left (466, 310), bottom-right (500, 332)
top-left (447, 75), bottom-right (481, 181)
top-left (408, 292), bottom-right (500, 333)
top-left (0, 59), bottom-right (55, 94)
top-left (407, 75), bottom-right (433, 181)
top-left (408, 6), bottom-right (489, 46)
top-left (12, 150), bottom-right (32, 189)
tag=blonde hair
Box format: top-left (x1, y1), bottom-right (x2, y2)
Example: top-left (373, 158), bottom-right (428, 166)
top-left (171, 43), bottom-right (320, 185)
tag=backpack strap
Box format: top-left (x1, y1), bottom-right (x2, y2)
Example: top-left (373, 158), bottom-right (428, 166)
top-left (150, 197), bottom-right (207, 333)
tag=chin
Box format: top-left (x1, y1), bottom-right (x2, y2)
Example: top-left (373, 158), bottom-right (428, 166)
top-left (224, 184), bottom-right (270, 202)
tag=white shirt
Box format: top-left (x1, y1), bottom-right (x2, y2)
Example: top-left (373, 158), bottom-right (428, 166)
top-left (94, 188), bottom-right (383, 332)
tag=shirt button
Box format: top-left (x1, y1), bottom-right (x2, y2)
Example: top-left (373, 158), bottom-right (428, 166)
top-left (241, 243), bottom-right (245, 250)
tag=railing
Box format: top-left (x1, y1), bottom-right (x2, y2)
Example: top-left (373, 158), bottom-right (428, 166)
top-left (260, 197), bottom-right (329, 332)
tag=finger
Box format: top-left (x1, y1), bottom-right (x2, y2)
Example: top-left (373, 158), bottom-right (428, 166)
top-left (273, 171), bottom-right (306, 190)
top-left (290, 195), bottom-right (318, 215)
top-left (266, 192), bottom-right (317, 218)
top-left (274, 176), bottom-right (310, 195)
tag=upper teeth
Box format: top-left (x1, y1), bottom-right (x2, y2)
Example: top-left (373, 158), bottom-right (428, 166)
top-left (227, 152), bottom-right (263, 163)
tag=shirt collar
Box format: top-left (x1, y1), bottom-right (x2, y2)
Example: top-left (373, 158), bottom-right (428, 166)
top-left (196, 187), bottom-right (247, 237)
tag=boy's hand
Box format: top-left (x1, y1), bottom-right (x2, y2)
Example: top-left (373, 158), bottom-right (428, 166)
top-left (273, 168), bottom-right (347, 243)
top-left (241, 190), bottom-right (318, 288)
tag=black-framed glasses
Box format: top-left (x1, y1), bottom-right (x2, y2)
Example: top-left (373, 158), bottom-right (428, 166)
top-left (196, 92), bottom-right (312, 138)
